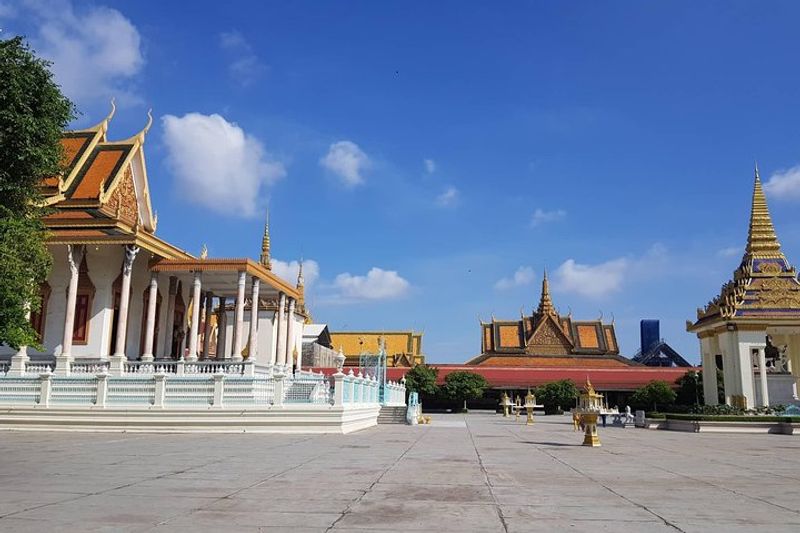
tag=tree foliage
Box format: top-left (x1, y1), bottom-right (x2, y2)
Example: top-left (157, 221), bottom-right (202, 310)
top-left (674, 370), bottom-right (703, 406)
top-left (535, 380), bottom-right (579, 414)
top-left (0, 37), bottom-right (75, 348)
top-left (443, 371), bottom-right (488, 407)
top-left (403, 364), bottom-right (439, 396)
top-left (630, 380), bottom-right (677, 412)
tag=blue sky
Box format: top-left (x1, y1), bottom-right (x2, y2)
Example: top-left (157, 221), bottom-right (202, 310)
top-left (4, 1), bottom-right (800, 363)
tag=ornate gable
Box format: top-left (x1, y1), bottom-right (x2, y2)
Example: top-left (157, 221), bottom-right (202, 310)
top-left (106, 166), bottom-right (139, 227)
top-left (526, 315), bottom-right (573, 355)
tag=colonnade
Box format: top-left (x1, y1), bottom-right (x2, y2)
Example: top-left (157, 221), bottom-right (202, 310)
top-left (28, 244), bottom-right (303, 374)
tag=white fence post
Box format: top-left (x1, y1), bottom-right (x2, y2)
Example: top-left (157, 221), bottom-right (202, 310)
top-left (273, 372), bottom-right (285, 407)
top-left (154, 373), bottom-right (166, 408)
top-left (110, 356), bottom-right (125, 376)
top-left (333, 372), bottom-right (345, 406)
top-left (177, 360), bottom-right (185, 376)
top-left (39, 372), bottom-right (52, 407)
top-left (96, 372), bottom-right (108, 407)
top-left (213, 373), bottom-right (225, 408)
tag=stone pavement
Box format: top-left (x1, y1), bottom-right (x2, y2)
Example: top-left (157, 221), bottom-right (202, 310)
top-left (0, 413), bottom-right (799, 532)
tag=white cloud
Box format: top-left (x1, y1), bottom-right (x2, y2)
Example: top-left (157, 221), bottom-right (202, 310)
top-left (552, 258), bottom-right (629, 298)
top-left (495, 266), bottom-right (536, 290)
top-left (436, 186), bottom-right (459, 207)
top-left (219, 30), bottom-right (266, 87)
top-left (764, 165), bottom-right (800, 200)
top-left (424, 158), bottom-right (436, 174)
top-left (320, 141), bottom-right (370, 186)
top-left (333, 268), bottom-right (410, 301)
top-left (161, 113), bottom-right (285, 217)
top-left (531, 208), bottom-right (566, 227)
top-left (271, 258), bottom-right (319, 287)
top-left (11, 1), bottom-right (144, 106)
top-left (717, 246), bottom-right (741, 258)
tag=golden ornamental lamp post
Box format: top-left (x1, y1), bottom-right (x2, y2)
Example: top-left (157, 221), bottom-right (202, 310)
top-left (500, 392), bottom-right (511, 417)
top-left (514, 395), bottom-right (522, 421)
top-left (577, 378), bottom-right (603, 447)
top-left (524, 389), bottom-right (536, 425)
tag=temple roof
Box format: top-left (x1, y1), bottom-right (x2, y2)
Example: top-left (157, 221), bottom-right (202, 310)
top-left (41, 104), bottom-right (181, 257)
top-left (689, 167), bottom-right (800, 330)
top-left (471, 268), bottom-right (627, 365)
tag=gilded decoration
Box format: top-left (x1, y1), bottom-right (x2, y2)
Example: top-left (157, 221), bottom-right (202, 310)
top-left (108, 167), bottom-right (139, 226)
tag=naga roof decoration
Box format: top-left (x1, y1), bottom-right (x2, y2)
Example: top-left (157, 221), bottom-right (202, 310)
top-left (690, 167), bottom-right (800, 328)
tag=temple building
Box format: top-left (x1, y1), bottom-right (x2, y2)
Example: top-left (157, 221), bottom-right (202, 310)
top-left (329, 331), bottom-right (425, 367)
top-left (0, 105), bottom-right (306, 372)
top-left (687, 167), bottom-right (800, 408)
top-left (466, 271), bottom-right (634, 367)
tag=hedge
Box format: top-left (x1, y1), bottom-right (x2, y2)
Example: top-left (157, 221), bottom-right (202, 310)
top-left (665, 414), bottom-right (800, 423)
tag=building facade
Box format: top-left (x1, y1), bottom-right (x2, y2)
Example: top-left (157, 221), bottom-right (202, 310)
top-left (329, 331), bottom-right (425, 367)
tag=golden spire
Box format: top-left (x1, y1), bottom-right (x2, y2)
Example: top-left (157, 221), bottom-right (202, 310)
top-left (744, 164), bottom-right (784, 260)
top-left (259, 208), bottom-right (271, 269)
top-left (536, 268), bottom-right (557, 316)
top-left (296, 258), bottom-right (304, 289)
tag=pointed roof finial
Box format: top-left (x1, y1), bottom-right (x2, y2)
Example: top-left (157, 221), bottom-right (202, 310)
top-left (259, 208), bottom-right (271, 269)
top-left (744, 165), bottom-right (784, 260)
top-left (755, 160), bottom-right (760, 180)
top-left (537, 267), bottom-right (557, 316)
top-left (200, 244), bottom-right (208, 259)
top-left (296, 258), bottom-right (304, 288)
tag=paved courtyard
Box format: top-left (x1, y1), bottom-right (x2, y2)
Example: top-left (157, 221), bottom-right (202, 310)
top-left (0, 413), bottom-right (799, 532)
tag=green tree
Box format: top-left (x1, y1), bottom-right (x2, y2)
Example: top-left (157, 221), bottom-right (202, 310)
top-left (0, 37), bottom-right (75, 349)
top-left (403, 364), bottom-right (439, 396)
top-left (674, 370), bottom-right (703, 406)
top-left (630, 380), bottom-right (677, 412)
top-left (535, 380), bottom-right (579, 415)
top-left (443, 371), bottom-right (488, 412)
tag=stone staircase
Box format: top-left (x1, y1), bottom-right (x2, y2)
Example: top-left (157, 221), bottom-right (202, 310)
top-left (377, 405), bottom-right (407, 424)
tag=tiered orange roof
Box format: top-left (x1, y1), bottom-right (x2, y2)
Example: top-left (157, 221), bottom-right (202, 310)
top-left (467, 270), bottom-right (633, 367)
top-left (42, 103), bottom-right (190, 260)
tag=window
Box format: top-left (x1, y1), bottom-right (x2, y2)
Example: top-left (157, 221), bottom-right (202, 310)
top-left (72, 254), bottom-right (95, 345)
top-left (30, 282), bottom-right (51, 342)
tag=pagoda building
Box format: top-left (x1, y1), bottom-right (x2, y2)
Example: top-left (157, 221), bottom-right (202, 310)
top-left (0, 104), bottom-right (305, 373)
top-left (688, 167), bottom-right (800, 408)
top-left (466, 271), bottom-right (632, 367)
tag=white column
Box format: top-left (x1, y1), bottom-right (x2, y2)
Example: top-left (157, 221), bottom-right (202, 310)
top-left (286, 298), bottom-right (296, 373)
top-left (113, 245), bottom-right (139, 359)
top-left (232, 271), bottom-right (247, 362)
top-left (757, 346), bottom-right (769, 407)
top-left (202, 291), bottom-right (213, 359)
top-left (162, 277), bottom-right (177, 358)
top-left (275, 293), bottom-right (287, 366)
top-left (187, 272), bottom-right (202, 361)
top-left (248, 278), bottom-right (260, 361)
top-left (700, 336), bottom-right (718, 406)
top-left (141, 272), bottom-right (159, 362)
top-left (57, 244), bottom-right (85, 375)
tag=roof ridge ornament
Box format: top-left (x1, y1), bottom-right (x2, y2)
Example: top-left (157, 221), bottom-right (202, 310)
top-left (260, 207), bottom-right (271, 269)
top-left (536, 267), bottom-right (557, 317)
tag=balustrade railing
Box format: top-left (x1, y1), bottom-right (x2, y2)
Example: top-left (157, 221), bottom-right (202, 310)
top-left (71, 360), bottom-right (110, 374)
top-left (0, 362), bottom-right (389, 410)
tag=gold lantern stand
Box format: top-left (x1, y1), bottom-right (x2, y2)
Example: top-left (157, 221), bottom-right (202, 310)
top-left (500, 392), bottom-right (511, 417)
top-left (577, 378), bottom-right (603, 447)
top-left (524, 390), bottom-right (536, 425)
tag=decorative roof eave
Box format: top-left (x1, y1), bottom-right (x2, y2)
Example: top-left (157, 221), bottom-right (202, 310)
top-left (150, 258), bottom-right (300, 299)
top-left (46, 225), bottom-right (194, 261)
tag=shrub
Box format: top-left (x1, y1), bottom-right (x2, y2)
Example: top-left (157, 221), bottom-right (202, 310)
top-left (630, 381), bottom-right (676, 412)
top-left (535, 380), bottom-right (579, 415)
